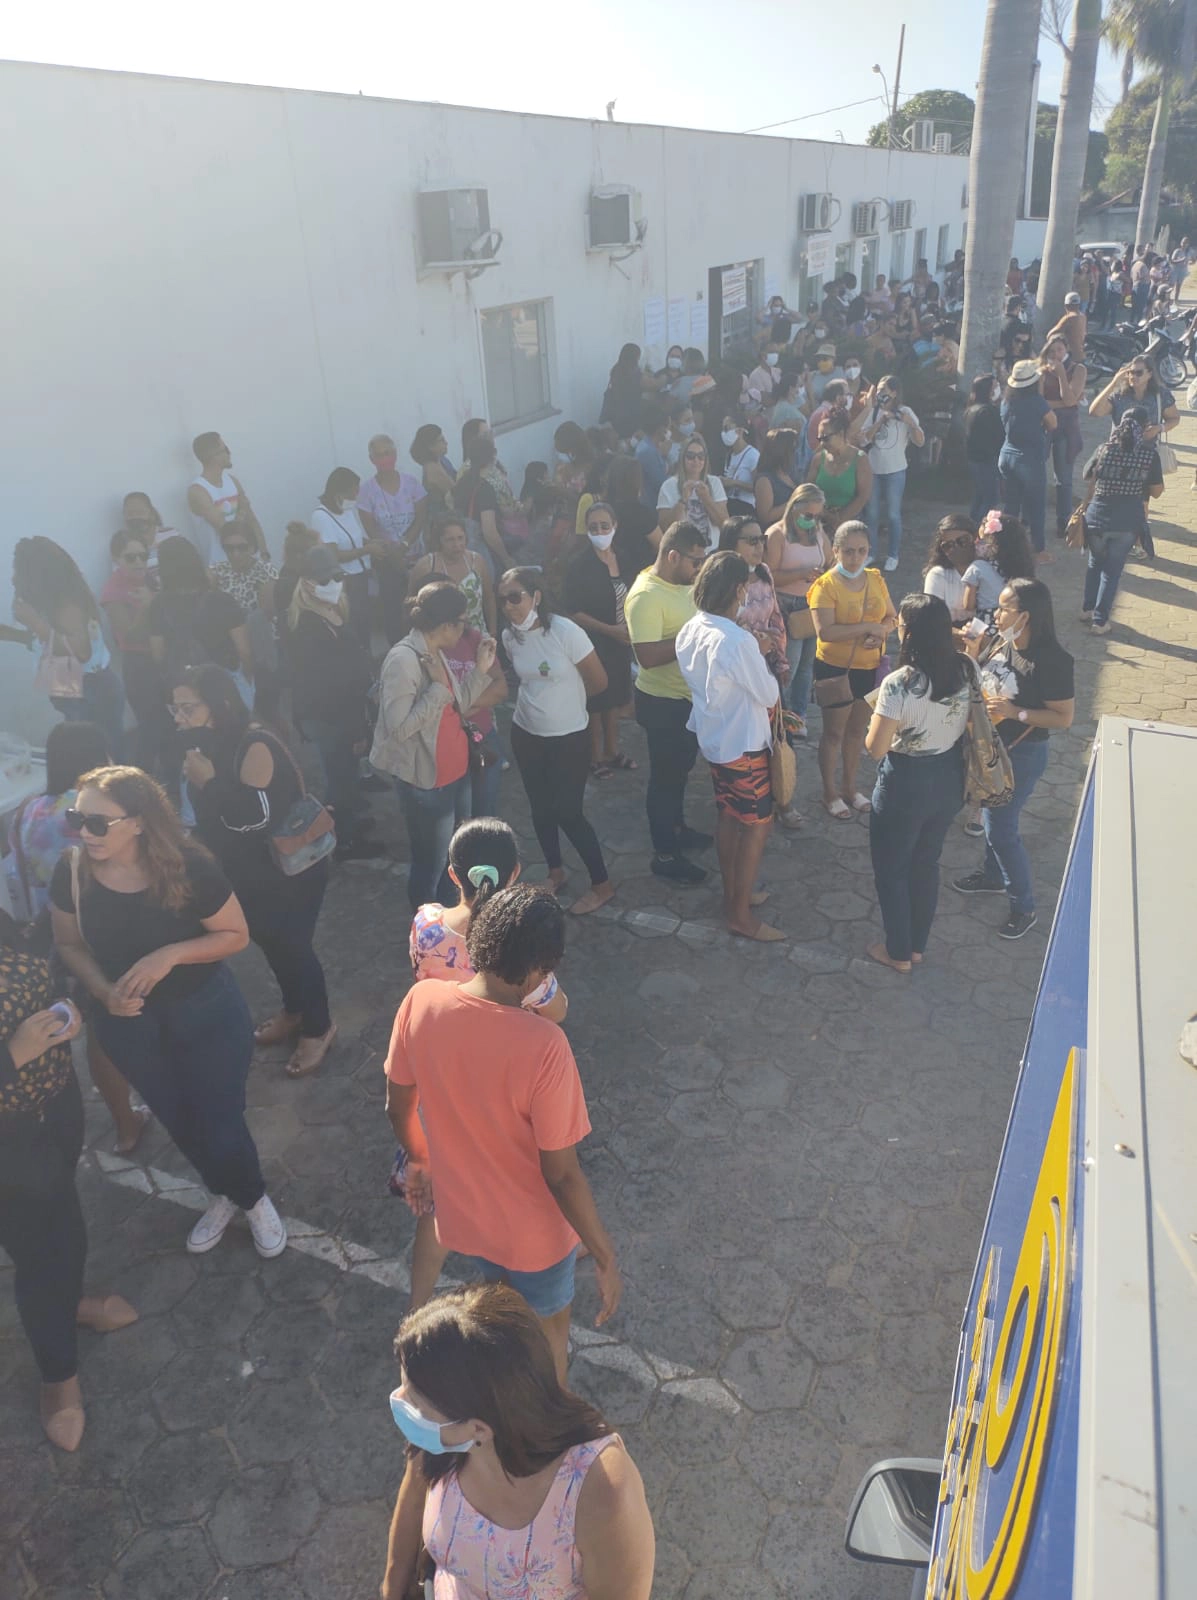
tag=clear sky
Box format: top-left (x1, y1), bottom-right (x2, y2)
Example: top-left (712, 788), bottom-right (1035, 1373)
top-left (4, 0), bottom-right (1127, 145)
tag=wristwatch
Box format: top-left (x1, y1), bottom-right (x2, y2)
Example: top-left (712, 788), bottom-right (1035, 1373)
top-left (1017, 710), bottom-right (1030, 723)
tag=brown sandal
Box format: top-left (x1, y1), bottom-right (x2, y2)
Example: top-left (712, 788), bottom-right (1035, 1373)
top-left (286, 1023), bottom-right (338, 1079)
top-left (77, 1294), bottom-right (139, 1333)
top-left (255, 1012), bottom-right (302, 1048)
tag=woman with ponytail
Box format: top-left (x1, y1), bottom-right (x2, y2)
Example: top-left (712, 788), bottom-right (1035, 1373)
top-left (395, 819), bottom-right (568, 1309)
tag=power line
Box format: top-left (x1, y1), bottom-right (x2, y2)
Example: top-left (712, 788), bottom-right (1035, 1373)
top-left (741, 95), bottom-right (889, 135)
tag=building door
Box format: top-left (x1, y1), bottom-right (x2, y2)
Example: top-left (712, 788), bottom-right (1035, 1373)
top-left (859, 237), bottom-right (878, 293)
top-left (889, 231), bottom-right (907, 285)
top-left (709, 258), bottom-right (763, 357)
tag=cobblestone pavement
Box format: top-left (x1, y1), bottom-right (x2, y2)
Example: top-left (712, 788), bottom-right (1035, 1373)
top-left (3, 394), bottom-right (1196, 1600)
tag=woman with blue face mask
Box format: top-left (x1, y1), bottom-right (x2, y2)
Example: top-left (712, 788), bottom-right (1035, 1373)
top-left (381, 1284), bottom-right (655, 1600)
top-left (807, 521), bottom-right (897, 819)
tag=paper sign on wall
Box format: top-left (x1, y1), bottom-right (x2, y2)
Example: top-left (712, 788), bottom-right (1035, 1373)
top-left (667, 297), bottom-right (688, 348)
top-left (805, 236), bottom-right (833, 278)
top-left (690, 300), bottom-right (708, 348)
top-left (721, 265), bottom-right (748, 315)
top-left (643, 297), bottom-right (666, 354)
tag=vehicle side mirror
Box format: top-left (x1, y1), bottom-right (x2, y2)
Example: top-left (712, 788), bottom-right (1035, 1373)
top-left (843, 1458), bottom-right (941, 1566)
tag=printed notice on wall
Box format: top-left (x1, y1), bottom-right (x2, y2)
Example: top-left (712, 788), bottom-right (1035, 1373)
top-left (690, 300), bottom-right (707, 349)
top-left (805, 236), bottom-right (833, 278)
top-left (643, 298), bottom-right (666, 356)
top-left (721, 266), bottom-right (748, 315)
top-left (667, 297), bottom-right (688, 349)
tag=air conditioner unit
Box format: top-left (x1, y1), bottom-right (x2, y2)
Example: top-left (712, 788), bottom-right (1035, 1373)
top-left (416, 186), bottom-right (499, 271)
top-left (852, 202), bottom-right (879, 238)
top-left (933, 132), bottom-right (953, 155)
top-left (799, 192), bottom-right (834, 232)
top-left (890, 199), bottom-right (914, 232)
top-left (906, 119), bottom-right (936, 152)
top-left (587, 187), bottom-right (639, 250)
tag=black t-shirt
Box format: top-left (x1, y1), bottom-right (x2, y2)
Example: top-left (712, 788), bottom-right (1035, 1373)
top-left (146, 589), bottom-right (244, 673)
top-left (999, 316), bottom-right (1033, 360)
top-left (50, 847), bottom-right (234, 1007)
top-left (963, 403), bottom-right (1005, 463)
top-left (994, 638), bottom-right (1075, 746)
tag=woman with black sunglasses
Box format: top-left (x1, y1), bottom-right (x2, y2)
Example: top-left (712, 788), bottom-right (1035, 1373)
top-left (49, 765), bottom-right (286, 1260)
top-left (922, 515), bottom-right (976, 623)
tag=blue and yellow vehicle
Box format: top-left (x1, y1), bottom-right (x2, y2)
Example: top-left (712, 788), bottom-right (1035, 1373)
top-left (844, 717), bottom-right (1197, 1597)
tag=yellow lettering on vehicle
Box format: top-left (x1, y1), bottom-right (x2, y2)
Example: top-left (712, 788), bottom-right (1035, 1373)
top-left (929, 1049), bottom-right (1077, 1600)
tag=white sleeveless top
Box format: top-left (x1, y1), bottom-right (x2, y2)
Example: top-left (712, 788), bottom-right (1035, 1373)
top-left (189, 470), bottom-right (240, 566)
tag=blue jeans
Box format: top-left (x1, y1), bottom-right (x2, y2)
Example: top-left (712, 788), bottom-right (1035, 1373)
top-left (470, 726), bottom-right (502, 819)
top-left (395, 772), bottom-right (472, 910)
top-left (784, 615), bottom-right (817, 721)
top-left (967, 460), bottom-right (1001, 525)
top-left (93, 966), bottom-right (263, 1209)
top-left (980, 736), bottom-right (1050, 915)
top-left (305, 718), bottom-right (364, 843)
top-left (866, 469), bottom-right (907, 561)
top-left (1050, 411), bottom-right (1083, 532)
top-left (998, 446), bottom-right (1048, 552)
top-left (869, 745), bottom-right (964, 961)
top-left (1082, 530), bottom-right (1136, 625)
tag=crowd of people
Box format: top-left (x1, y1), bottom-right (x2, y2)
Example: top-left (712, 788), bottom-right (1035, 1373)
top-left (4, 237), bottom-right (1183, 1594)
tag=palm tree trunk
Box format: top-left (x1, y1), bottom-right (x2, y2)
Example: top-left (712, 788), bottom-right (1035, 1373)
top-left (1037, 0), bottom-right (1103, 339)
top-left (959, 0), bottom-right (1043, 394)
top-left (1135, 72), bottom-right (1174, 247)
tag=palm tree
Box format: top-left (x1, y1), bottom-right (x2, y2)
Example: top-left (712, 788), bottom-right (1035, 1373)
top-left (958, 0), bottom-right (1042, 394)
top-left (1106, 0), bottom-right (1197, 245)
top-left (1037, 0), bottom-right (1104, 337)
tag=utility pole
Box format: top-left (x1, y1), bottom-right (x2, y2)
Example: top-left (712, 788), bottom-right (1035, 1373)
top-left (890, 23), bottom-right (905, 147)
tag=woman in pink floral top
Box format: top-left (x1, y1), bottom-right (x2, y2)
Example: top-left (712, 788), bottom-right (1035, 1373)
top-left (381, 1284), bottom-right (654, 1600)
top-left (400, 821), bottom-right (567, 1309)
top-left (716, 517), bottom-right (789, 689)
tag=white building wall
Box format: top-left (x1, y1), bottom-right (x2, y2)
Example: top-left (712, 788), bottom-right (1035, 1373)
top-left (0, 61), bottom-right (970, 736)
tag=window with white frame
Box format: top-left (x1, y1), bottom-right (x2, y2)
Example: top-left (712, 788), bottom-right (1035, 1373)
top-left (936, 224), bottom-right (951, 269)
top-left (480, 300), bottom-right (554, 430)
top-left (889, 232), bottom-right (907, 284)
top-left (913, 228), bottom-right (927, 270)
top-left (835, 242), bottom-right (856, 281)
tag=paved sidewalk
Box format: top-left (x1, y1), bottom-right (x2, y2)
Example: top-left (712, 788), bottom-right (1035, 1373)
top-left (3, 392), bottom-right (1195, 1599)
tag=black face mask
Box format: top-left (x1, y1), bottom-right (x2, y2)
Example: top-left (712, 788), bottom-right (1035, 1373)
top-left (173, 725), bottom-right (219, 761)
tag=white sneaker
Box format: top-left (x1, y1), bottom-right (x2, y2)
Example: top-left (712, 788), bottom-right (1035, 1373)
top-left (186, 1195), bottom-right (238, 1254)
top-left (246, 1194), bottom-right (287, 1258)
top-left (884, 556), bottom-right (899, 572)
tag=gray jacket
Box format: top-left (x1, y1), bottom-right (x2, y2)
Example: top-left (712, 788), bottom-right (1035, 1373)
top-left (369, 629), bottom-right (491, 788)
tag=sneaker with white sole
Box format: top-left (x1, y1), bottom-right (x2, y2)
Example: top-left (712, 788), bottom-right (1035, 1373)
top-left (186, 1195), bottom-right (238, 1254)
top-left (884, 556), bottom-right (899, 572)
top-left (246, 1194), bottom-right (287, 1258)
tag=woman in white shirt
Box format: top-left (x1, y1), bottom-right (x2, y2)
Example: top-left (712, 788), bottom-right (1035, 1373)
top-left (656, 434), bottom-right (729, 549)
top-left (674, 552), bottom-right (782, 943)
top-left (922, 515), bottom-right (977, 622)
top-left (719, 410), bottom-right (761, 516)
top-left (311, 468), bottom-right (382, 649)
top-left (864, 593), bottom-right (973, 973)
top-left (499, 568), bottom-right (614, 916)
top-left (851, 376), bottom-right (925, 572)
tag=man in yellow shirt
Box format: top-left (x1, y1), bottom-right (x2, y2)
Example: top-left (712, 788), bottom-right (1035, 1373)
top-left (625, 522), bottom-right (711, 884)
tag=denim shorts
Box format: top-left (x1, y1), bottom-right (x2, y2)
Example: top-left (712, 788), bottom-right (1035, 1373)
top-left (469, 1246), bottom-right (578, 1317)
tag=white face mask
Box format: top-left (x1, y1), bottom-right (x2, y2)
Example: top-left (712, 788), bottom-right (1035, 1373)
top-left (587, 530), bottom-right (616, 551)
top-left (765, 352), bottom-right (779, 366)
top-left (845, 365), bottom-right (861, 380)
top-left (721, 428), bottom-right (739, 447)
top-left (997, 622), bottom-right (1020, 645)
top-left (667, 356), bottom-right (683, 371)
top-left (312, 580), bottom-right (343, 605)
top-left (677, 421), bottom-right (696, 437)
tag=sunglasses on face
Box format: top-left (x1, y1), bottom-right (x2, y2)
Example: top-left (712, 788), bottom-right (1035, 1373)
top-left (65, 808), bottom-right (134, 838)
top-left (684, 452), bottom-right (706, 462)
top-left (499, 591), bottom-right (528, 607)
top-left (1130, 368), bottom-right (1147, 377)
top-left (122, 552), bottom-right (148, 564)
top-left (943, 536), bottom-right (972, 550)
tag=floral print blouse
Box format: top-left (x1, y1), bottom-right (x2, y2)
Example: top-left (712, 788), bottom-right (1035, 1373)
top-left (0, 946), bottom-right (72, 1117)
top-left (423, 1436), bottom-right (619, 1599)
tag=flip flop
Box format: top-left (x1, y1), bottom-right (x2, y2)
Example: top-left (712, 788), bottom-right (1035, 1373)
top-left (286, 1023), bottom-right (338, 1078)
top-left (604, 753), bottom-right (639, 771)
top-left (729, 921), bottom-right (787, 942)
top-left (849, 793), bottom-right (872, 813)
top-left (589, 762), bottom-right (614, 779)
top-left (823, 798), bottom-right (852, 820)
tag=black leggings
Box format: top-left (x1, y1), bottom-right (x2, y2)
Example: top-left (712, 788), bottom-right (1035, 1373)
top-left (509, 723), bottom-right (609, 886)
top-left (246, 861), bottom-right (331, 1037)
top-left (0, 1074), bottom-right (86, 1383)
